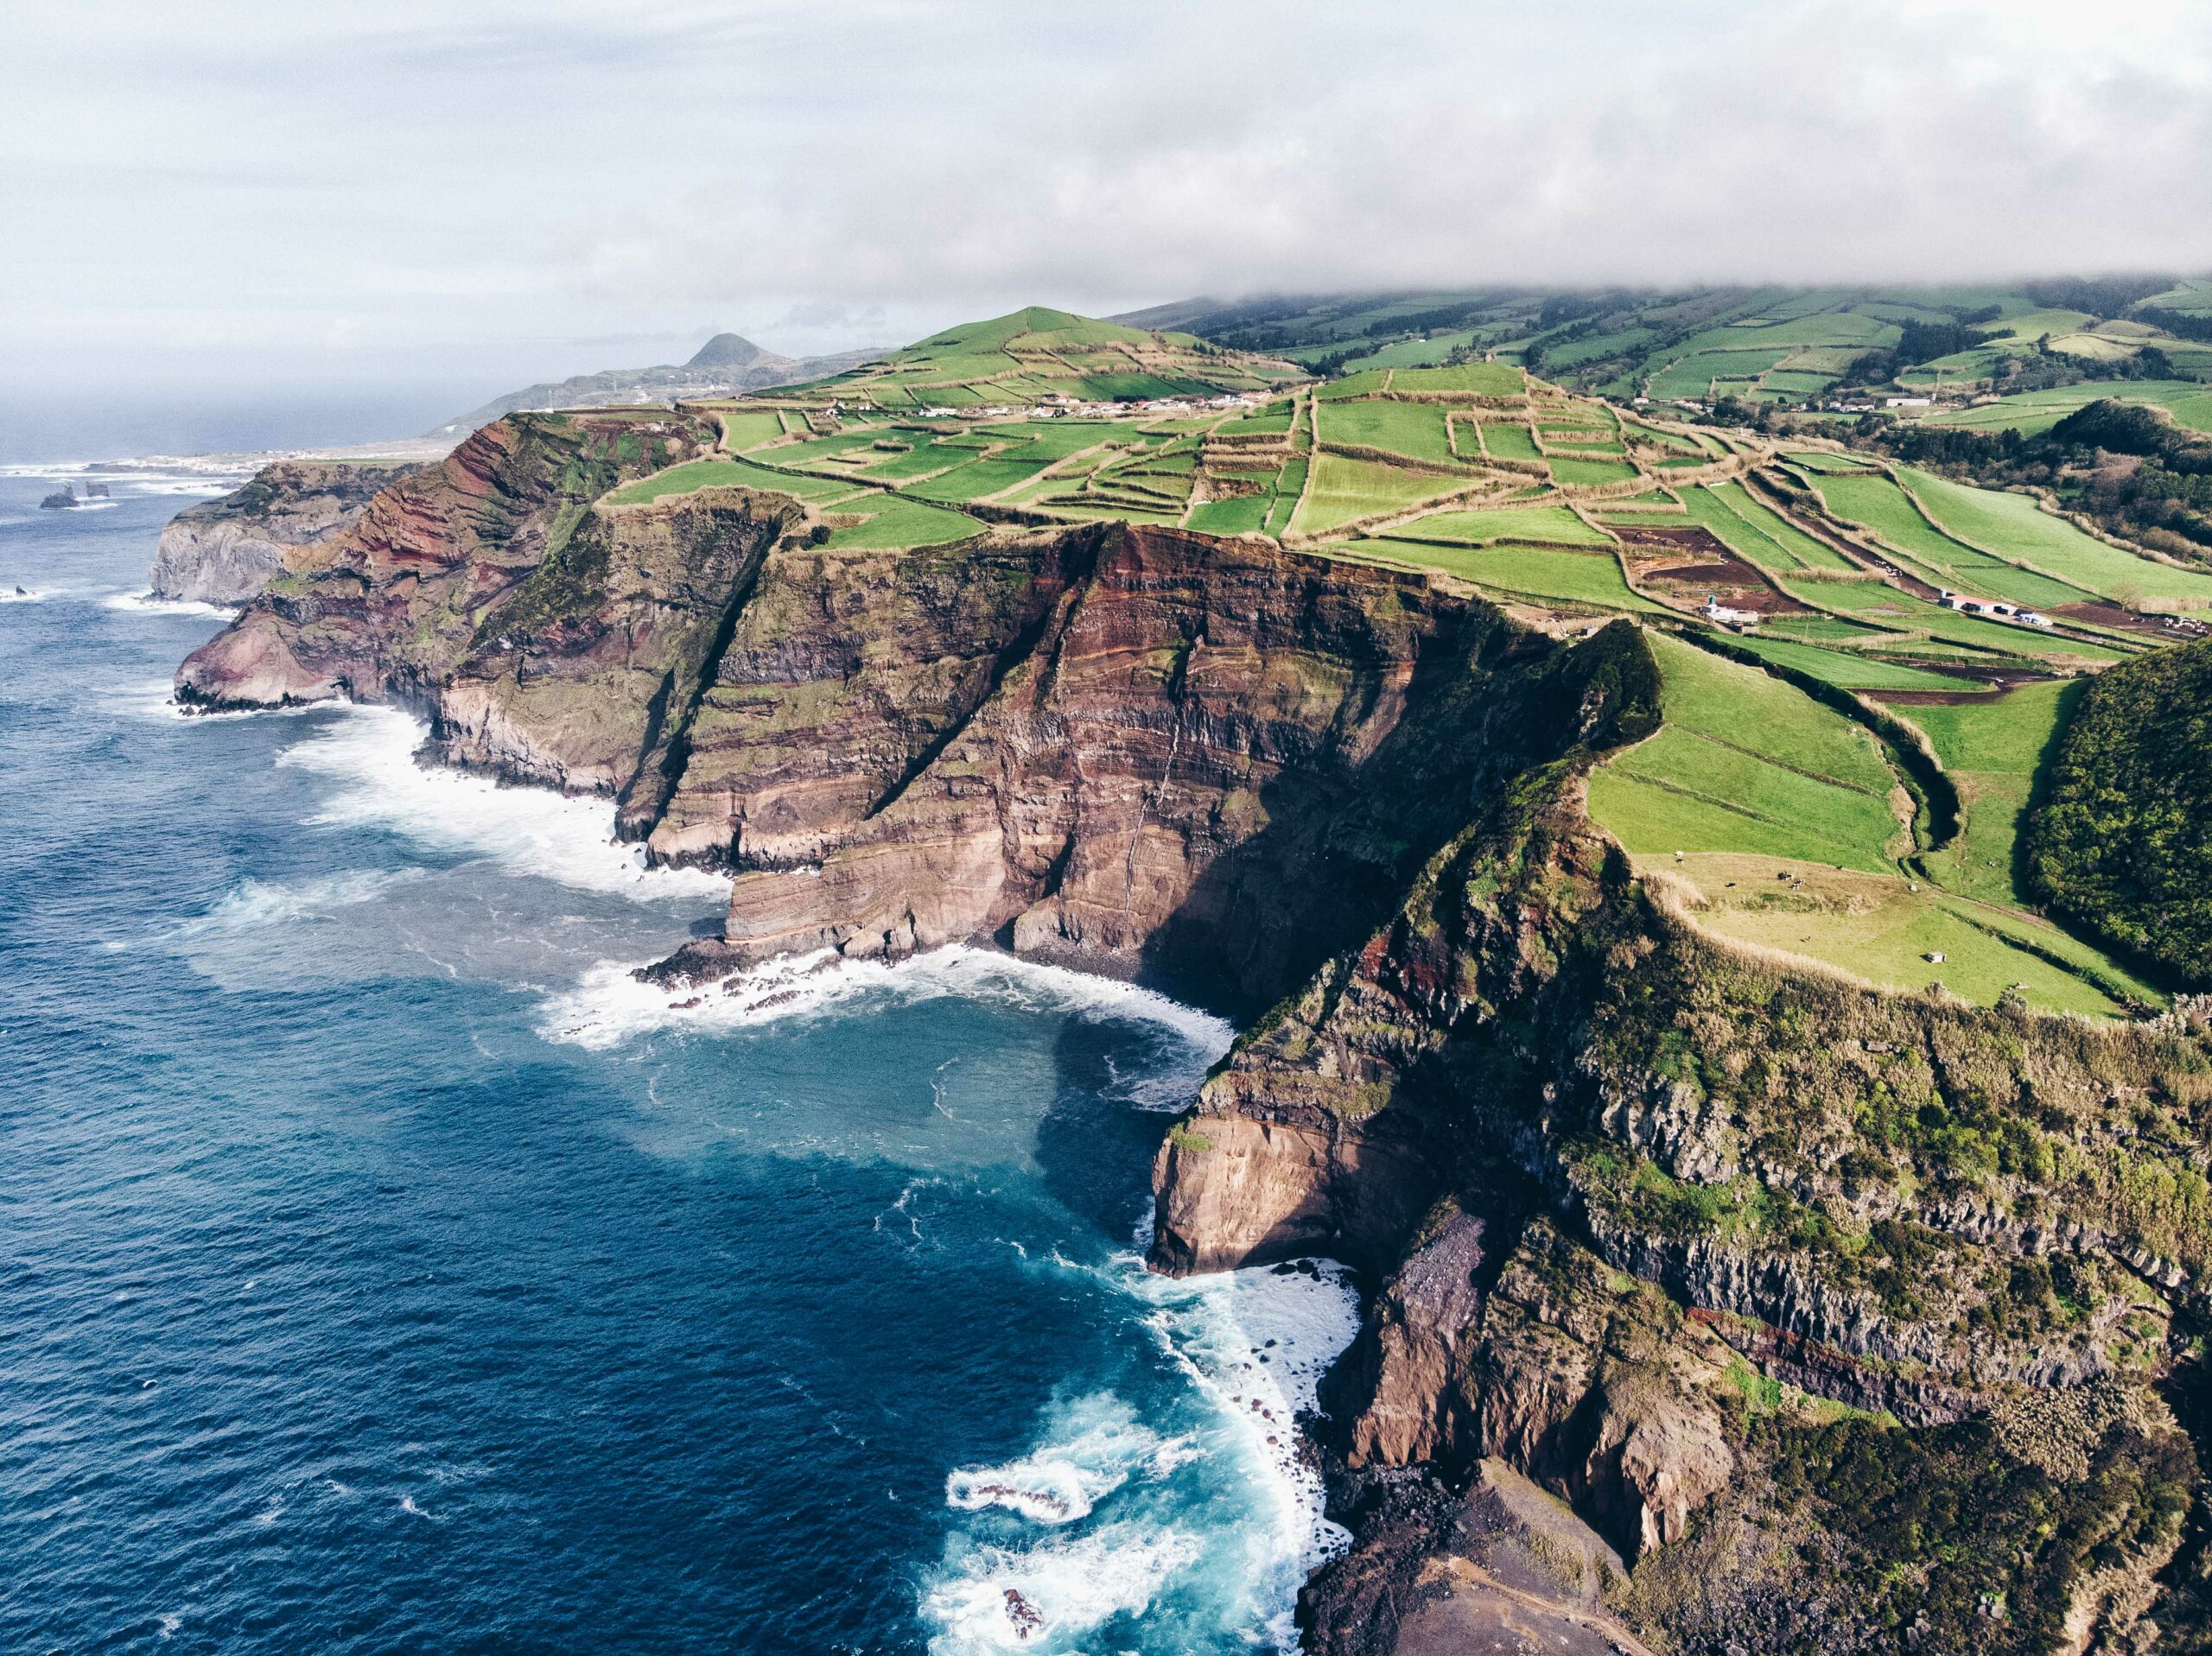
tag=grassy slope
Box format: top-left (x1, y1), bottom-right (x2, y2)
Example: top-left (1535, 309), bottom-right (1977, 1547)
top-left (1377, 504), bottom-right (1612, 547)
top-left (1590, 632), bottom-right (2148, 1012)
top-left (1590, 631), bottom-right (1902, 872)
top-left (1812, 473), bottom-right (2082, 610)
top-left (1903, 468), bottom-right (2212, 610)
top-left (1289, 454), bottom-right (1468, 536)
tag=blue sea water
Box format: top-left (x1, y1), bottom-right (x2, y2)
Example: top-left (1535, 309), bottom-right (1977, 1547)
top-left (0, 470), bottom-right (1357, 1653)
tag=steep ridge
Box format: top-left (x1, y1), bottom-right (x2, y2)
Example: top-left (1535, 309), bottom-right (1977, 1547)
top-left (649, 530), bottom-right (1653, 1013)
top-left (1160, 752), bottom-right (2209, 1650)
top-left (151, 459), bottom-right (424, 605)
top-left (174, 409), bottom-right (778, 800)
top-left (171, 416), bottom-right (2212, 1655)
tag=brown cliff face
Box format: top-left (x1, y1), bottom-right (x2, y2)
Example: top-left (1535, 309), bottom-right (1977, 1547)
top-left (652, 524), bottom-right (1586, 1017)
top-left (171, 410), bottom-right (781, 809)
top-left (176, 410), bottom-right (723, 716)
top-left (151, 459), bottom-right (423, 606)
top-left (1148, 744), bottom-right (2209, 1652)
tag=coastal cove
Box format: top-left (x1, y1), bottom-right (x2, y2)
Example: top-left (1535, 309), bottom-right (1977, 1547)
top-left (0, 474), bottom-right (1358, 1653)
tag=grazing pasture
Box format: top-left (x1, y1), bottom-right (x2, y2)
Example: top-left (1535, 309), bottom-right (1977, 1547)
top-left (1379, 504), bottom-right (1612, 548)
top-left (1288, 454), bottom-right (1469, 536)
top-left (1318, 399), bottom-right (1459, 466)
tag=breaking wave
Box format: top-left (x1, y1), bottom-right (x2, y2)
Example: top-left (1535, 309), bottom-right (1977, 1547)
top-left (537, 943), bottom-right (1235, 1057)
top-left (276, 704), bottom-right (728, 904)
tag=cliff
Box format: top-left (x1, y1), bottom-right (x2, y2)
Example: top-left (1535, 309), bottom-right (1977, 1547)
top-left (150, 460), bottom-right (423, 605)
top-left (174, 416), bottom-right (2212, 1654)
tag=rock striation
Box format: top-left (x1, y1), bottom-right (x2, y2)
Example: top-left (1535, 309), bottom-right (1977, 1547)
top-left (151, 460), bottom-right (424, 605)
top-left (173, 409), bottom-right (2212, 1656)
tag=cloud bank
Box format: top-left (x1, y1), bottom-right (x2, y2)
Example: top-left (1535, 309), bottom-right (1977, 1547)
top-left (4, 0), bottom-right (2209, 402)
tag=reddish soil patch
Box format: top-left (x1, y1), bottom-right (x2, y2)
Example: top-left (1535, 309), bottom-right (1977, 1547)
top-left (1611, 524), bottom-right (1726, 553)
top-left (1645, 561), bottom-right (1750, 586)
top-left (1869, 668), bottom-right (2055, 702)
top-left (2056, 600), bottom-right (2203, 639)
top-left (1627, 549), bottom-right (1810, 617)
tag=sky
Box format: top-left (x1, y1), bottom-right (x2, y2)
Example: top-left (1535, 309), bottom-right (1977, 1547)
top-left (4, 0), bottom-right (2211, 435)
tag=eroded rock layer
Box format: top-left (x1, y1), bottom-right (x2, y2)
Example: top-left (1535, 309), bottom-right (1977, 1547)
top-left (151, 460), bottom-right (425, 605)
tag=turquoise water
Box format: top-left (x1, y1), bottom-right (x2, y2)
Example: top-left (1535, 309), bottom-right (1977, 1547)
top-left (0, 471), bottom-right (1357, 1653)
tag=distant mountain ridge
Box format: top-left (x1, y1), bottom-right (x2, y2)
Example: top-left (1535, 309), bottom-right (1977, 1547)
top-left (431, 333), bottom-right (884, 435)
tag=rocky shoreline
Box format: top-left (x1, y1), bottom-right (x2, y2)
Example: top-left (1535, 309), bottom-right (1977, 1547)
top-left (170, 409), bottom-right (2212, 1653)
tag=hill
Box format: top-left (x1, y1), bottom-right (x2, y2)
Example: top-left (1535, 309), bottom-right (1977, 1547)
top-left (763, 304), bottom-right (1303, 411)
top-left (169, 302), bottom-right (2212, 1655)
top-left (2025, 635), bottom-right (2212, 987)
top-left (431, 333), bottom-right (882, 435)
top-left (1143, 280), bottom-right (2212, 425)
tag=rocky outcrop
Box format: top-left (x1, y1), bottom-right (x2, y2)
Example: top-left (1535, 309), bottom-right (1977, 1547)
top-left (151, 460), bottom-right (423, 604)
top-left (650, 527), bottom-right (1651, 1015)
top-left (175, 411), bottom-right (738, 777)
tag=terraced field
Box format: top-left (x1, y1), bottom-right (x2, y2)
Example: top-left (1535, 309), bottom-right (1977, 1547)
top-left (1315, 399), bottom-right (1459, 466)
top-left (1289, 454), bottom-right (1469, 536)
top-left (577, 304), bottom-right (2212, 1020)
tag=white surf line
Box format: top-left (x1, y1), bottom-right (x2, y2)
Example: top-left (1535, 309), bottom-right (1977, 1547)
top-left (537, 942), bottom-right (1236, 1055)
top-left (276, 703), bottom-right (729, 904)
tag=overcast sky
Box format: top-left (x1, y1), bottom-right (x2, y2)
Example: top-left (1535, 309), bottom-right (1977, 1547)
top-left (5, 0), bottom-right (2210, 416)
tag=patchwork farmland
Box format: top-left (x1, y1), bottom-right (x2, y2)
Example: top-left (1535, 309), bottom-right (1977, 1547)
top-left (582, 300), bottom-right (2212, 1016)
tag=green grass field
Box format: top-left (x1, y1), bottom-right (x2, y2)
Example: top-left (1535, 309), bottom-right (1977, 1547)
top-left (1589, 631), bottom-right (1904, 873)
top-left (1775, 574), bottom-right (2120, 663)
top-left (1901, 469), bottom-right (2212, 609)
top-left (1480, 422), bottom-right (1542, 461)
top-left (1901, 680), bottom-right (2082, 908)
top-left (1317, 371), bottom-right (1393, 401)
top-left (1353, 541), bottom-right (1657, 611)
top-left (1185, 491), bottom-right (1274, 536)
top-left (1660, 857), bottom-right (2131, 1016)
top-left (602, 455), bottom-right (857, 505)
top-left (1214, 404), bottom-right (1295, 436)
top-left (1389, 362), bottom-right (1525, 397)
top-left (1548, 456), bottom-right (1641, 489)
top-left (1922, 382), bottom-right (2212, 438)
top-left (1681, 484), bottom-right (1851, 574)
top-left (904, 457), bottom-right (1054, 503)
top-left (1377, 503), bottom-right (1611, 547)
top-left (721, 410), bottom-right (787, 452)
top-left (1318, 398), bottom-right (1459, 466)
top-left (1811, 473), bottom-right (2083, 610)
top-left (819, 497), bottom-right (983, 551)
top-left (1726, 634), bottom-right (1977, 692)
top-left (859, 439), bottom-right (982, 481)
top-left (1288, 454), bottom-right (1468, 536)
top-left (1779, 451), bottom-right (1870, 473)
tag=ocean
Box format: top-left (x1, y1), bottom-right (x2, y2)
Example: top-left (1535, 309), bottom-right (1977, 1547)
top-left (0, 466), bottom-right (1357, 1653)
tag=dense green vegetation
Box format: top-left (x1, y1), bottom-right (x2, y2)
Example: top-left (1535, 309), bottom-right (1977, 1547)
top-left (2026, 637), bottom-right (2212, 987)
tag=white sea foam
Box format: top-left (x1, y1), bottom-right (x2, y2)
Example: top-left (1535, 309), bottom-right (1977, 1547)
top-left (1, 587), bottom-right (47, 604)
top-left (276, 704), bottom-right (728, 904)
top-left (923, 1521), bottom-right (1205, 1652)
top-left (537, 942), bottom-right (1236, 1055)
top-left (944, 1393), bottom-right (1186, 1526)
top-left (1133, 1254), bottom-right (1365, 1596)
top-left (175, 868), bottom-right (429, 938)
top-left (102, 590), bottom-right (234, 618)
top-left (923, 1247), bottom-right (1361, 1654)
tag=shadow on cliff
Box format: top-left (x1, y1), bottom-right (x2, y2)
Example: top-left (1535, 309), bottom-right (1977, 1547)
top-left (1130, 612), bottom-right (1657, 1023)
